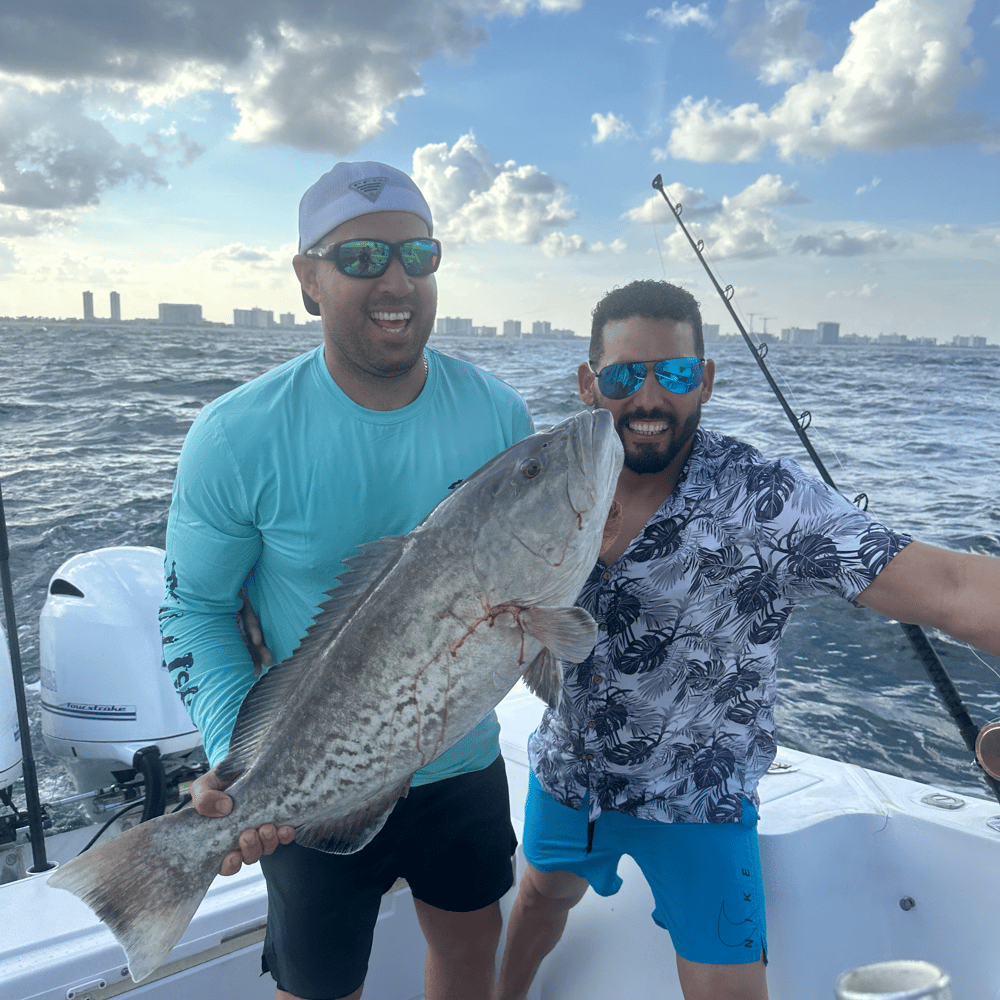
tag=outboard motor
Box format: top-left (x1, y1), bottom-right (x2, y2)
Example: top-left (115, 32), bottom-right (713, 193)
top-left (39, 546), bottom-right (204, 819)
top-left (0, 623), bottom-right (21, 790)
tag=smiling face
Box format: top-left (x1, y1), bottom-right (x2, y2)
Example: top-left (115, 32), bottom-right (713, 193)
top-left (293, 210), bottom-right (436, 407)
top-left (578, 315), bottom-right (715, 478)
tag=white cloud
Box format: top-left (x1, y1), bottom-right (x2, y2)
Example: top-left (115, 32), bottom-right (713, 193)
top-left (541, 232), bottom-right (589, 256)
top-left (206, 243), bottom-right (289, 269)
top-left (637, 174), bottom-right (896, 263)
top-left (146, 123), bottom-right (207, 167)
top-left (490, 0), bottom-right (585, 10)
top-left (412, 133), bottom-right (576, 245)
top-left (540, 233), bottom-right (627, 256)
top-left (726, 172), bottom-right (808, 210)
top-left (730, 0), bottom-right (824, 85)
top-left (0, 1), bottom-right (572, 166)
top-left (0, 240), bottom-right (17, 275)
top-left (0, 86), bottom-right (166, 212)
top-left (792, 229), bottom-right (897, 256)
top-left (226, 20), bottom-right (434, 151)
top-left (647, 3), bottom-right (713, 29)
top-left (0, 205), bottom-right (67, 237)
top-left (630, 174), bottom-right (807, 261)
top-left (655, 97), bottom-right (768, 162)
top-left (827, 283), bottom-right (879, 298)
top-left (591, 112), bottom-right (630, 144)
top-left (624, 181), bottom-right (716, 224)
top-left (930, 223), bottom-right (970, 240)
top-left (0, 1), bottom-right (588, 230)
top-left (662, 0), bottom-right (988, 162)
top-left (855, 176), bottom-right (881, 195)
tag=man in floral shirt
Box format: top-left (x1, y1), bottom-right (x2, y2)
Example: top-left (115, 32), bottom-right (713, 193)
top-left (494, 280), bottom-right (1000, 1000)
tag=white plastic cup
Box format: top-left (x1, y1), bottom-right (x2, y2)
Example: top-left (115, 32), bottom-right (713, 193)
top-left (975, 719), bottom-right (1000, 780)
top-left (835, 960), bottom-right (952, 999)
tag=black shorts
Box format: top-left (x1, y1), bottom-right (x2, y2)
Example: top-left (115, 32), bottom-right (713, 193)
top-left (259, 754), bottom-right (517, 1000)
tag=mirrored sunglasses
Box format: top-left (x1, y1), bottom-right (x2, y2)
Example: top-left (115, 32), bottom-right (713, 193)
top-left (594, 357), bottom-right (705, 398)
top-left (304, 237), bottom-right (442, 279)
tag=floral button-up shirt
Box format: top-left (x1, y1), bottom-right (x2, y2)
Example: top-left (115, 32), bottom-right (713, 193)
top-left (528, 429), bottom-right (912, 824)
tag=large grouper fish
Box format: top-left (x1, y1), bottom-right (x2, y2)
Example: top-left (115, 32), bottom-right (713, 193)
top-left (48, 407), bottom-right (624, 982)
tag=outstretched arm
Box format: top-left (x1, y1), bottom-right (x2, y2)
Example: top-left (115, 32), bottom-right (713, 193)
top-left (857, 540), bottom-right (1000, 656)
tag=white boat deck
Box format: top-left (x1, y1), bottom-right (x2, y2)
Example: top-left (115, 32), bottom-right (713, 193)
top-left (4, 683), bottom-right (999, 999)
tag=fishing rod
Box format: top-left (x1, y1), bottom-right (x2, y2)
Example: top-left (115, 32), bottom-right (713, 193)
top-left (0, 477), bottom-right (54, 872)
top-left (651, 173), bottom-right (1000, 806)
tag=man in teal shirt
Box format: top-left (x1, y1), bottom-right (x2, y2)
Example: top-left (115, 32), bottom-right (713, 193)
top-left (160, 161), bottom-right (534, 1000)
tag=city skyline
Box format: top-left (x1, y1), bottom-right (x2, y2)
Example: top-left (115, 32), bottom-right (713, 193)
top-left (4, 287), bottom-right (993, 350)
top-left (0, 3), bottom-right (997, 345)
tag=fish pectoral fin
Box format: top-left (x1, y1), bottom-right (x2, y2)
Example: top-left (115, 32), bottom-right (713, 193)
top-left (523, 647), bottom-right (563, 710)
top-left (294, 775), bottom-right (412, 855)
top-left (521, 605), bottom-right (598, 664)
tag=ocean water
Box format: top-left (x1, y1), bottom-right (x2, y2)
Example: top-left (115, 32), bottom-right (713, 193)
top-left (1, 321), bottom-right (999, 832)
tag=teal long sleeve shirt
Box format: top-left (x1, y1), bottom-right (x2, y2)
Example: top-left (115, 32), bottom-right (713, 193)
top-left (159, 345), bottom-right (534, 778)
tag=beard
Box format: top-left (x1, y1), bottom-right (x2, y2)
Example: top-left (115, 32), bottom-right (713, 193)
top-left (619, 404), bottom-right (701, 475)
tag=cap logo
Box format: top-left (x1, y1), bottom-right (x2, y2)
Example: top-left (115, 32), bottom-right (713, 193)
top-left (350, 176), bottom-right (388, 203)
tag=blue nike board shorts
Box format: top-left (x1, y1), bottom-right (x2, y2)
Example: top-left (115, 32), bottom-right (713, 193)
top-left (259, 755), bottom-right (516, 999)
top-left (523, 769), bottom-right (767, 967)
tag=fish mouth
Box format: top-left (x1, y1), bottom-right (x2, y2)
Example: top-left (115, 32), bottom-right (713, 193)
top-left (591, 407), bottom-right (618, 449)
top-left (585, 409), bottom-right (621, 475)
top-left (567, 409), bottom-right (621, 514)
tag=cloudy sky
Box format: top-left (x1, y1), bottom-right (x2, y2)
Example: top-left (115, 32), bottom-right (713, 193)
top-left (1, 0), bottom-right (998, 343)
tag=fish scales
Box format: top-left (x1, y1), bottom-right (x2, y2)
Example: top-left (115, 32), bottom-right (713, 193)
top-left (47, 408), bottom-right (623, 982)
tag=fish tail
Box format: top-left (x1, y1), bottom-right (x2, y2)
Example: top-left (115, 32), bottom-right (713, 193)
top-left (47, 808), bottom-right (221, 982)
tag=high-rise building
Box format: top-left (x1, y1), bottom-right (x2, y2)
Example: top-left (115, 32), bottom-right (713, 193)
top-left (110, 291), bottom-right (121, 322)
top-left (82, 291), bottom-right (94, 321)
top-left (435, 317), bottom-right (472, 336)
top-left (233, 308), bottom-right (273, 328)
top-left (781, 326), bottom-right (818, 346)
top-left (531, 321), bottom-right (551, 338)
top-left (503, 320), bottom-right (521, 339)
top-left (817, 321), bottom-right (840, 345)
top-left (279, 313), bottom-right (295, 327)
top-left (158, 303), bottom-right (203, 325)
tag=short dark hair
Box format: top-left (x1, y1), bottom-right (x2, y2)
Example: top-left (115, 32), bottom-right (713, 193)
top-left (589, 279), bottom-right (704, 366)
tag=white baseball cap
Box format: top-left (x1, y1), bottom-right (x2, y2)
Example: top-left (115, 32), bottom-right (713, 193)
top-left (297, 161), bottom-right (434, 315)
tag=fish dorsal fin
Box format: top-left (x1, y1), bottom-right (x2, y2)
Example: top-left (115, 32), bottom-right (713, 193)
top-left (523, 647), bottom-right (563, 710)
top-left (217, 535), bottom-right (407, 785)
top-left (295, 774), bottom-right (413, 854)
top-left (295, 535), bottom-right (409, 659)
top-left (520, 605), bottom-right (598, 664)
top-left (217, 656), bottom-right (300, 785)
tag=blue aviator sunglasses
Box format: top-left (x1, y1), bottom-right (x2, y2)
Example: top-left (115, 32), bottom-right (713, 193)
top-left (593, 357), bottom-right (706, 399)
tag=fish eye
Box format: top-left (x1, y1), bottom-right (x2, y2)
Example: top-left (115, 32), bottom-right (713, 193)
top-left (521, 459), bottom-right (542, 479)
